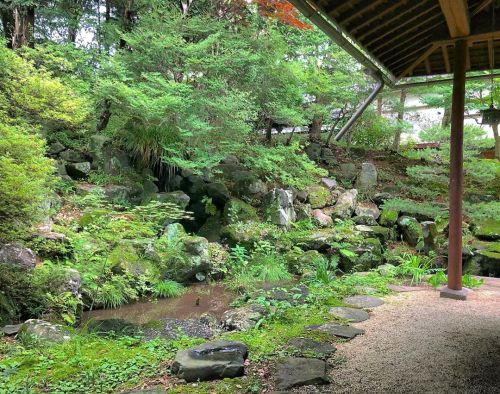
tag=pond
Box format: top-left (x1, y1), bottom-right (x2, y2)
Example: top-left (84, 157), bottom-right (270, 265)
top-left (81, 284), bottom-right (235, 325)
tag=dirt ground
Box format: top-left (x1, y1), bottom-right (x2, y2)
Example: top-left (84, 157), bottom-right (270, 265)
top-left (324, 278), bottom-right (500, 394)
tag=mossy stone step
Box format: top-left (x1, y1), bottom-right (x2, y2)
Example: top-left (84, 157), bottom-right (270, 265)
top-left (307, 323), bottom-right (365, 339)
top-left (329, 307), bottom-right (370, 322)
top-left (343, 295), bottom-right (384, 308)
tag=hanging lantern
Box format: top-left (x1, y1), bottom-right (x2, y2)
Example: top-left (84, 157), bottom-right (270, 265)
top-left (481, 104), bottom-right (500, 125)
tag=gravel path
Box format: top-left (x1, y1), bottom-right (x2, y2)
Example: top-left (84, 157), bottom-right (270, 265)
top-left (326, 278), bottom-right (500, 394)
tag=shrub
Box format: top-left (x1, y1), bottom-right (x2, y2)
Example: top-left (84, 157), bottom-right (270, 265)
top-left (152, 280), bottom-right (184, 298)
top-left (0, 123), bottom-right (55, 241)
top-left (239, 141), bottom-right (327, 189)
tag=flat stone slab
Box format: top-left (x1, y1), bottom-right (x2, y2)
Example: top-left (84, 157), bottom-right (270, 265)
top-left (276, 357), bottom-right (328, 390)
top-left (329, 307), bottom-right (369, 322)
top-left (288, 338), bottom-right (336, 357)
top-left (307, 323), bottom-right (365, 339)
top-left (343, 295), bottom-right (384, 308)
top-left (2, 324), bottom-right (22, 336)
top-left (171, 340), bottom-right (248, 382)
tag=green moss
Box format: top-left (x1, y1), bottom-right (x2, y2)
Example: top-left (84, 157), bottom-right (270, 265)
top-left (108, 243), bottom-right (155, 277)
top-left (379, 209), bottom-right (399, 227)
top-left (78, 208), bottom-right (109, 228)
top-left (307, 185), bottom-right (331, 209)
top-left (223, 198), bottom-right (259, 224)
top-left (474, 219), bottom-right (500, 241)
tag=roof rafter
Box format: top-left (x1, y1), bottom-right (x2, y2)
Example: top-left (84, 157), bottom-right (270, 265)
top-left (438, 0), bottom-right (470, 38)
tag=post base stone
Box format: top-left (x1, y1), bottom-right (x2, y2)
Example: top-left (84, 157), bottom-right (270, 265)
top-left (439, 286), bottom-right (471, 300)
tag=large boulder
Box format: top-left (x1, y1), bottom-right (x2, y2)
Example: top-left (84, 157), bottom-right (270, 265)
top-left (0, 244), bottom-right (36, 269)
top-left (22, 319), bottom-right (71, 343)
top-left (171, 340), bottom-right (248, 382)
top-left (312, 209), bottom-right (333, 227)
top-left (306, 185), bottom-right (332, 209)
top-left (65, 162), bottom-right (91, 179)
top-left (223, 198), bottom-right (259, 224)
top-left (331, 189), bottom-right (358, 219)
top-left (286, 250), bottom-right (327, 275)
top-left (355, 202), bottom-right (380, 220)
top-left (221, 222), bottom-right (273, 248)
top-left (155, 191), bottom-right (190, 210)
top-left (264, 188), bottom-right (296, 228)
top-left (205, 182), bottom-right (231, 206)
top-left (339, 163), bottom-right (357, 181)
top-left (343, 238), bottom-right (383, 271)
top-left (355, 162), bottom-right (377, 191)
top-left (59, 149), bottom-right (86, 162)
top-left (109, 243), bottom-right (154, 277)
top-left (160, 235), bottom-right (211, 283)
top-left (321, 177), bottom-right (337, 190)
top-left (89, 135), bottom-right (133, 175)
top-left (397, 216), bottom-right (423, 247)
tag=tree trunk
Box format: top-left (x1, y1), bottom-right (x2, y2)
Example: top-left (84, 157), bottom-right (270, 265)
top-left (325, 105), bottom-right (347, 146)
top-left (309, 116), bottom-right (322, 141)
top-left (265, 118), bottom-right (272, 142)
top-left (1, 8), bottom-right (14, 48)
top-left (12, 6), bottom-right (35, 49)
top-left (286, 127), bottom-right (296, 146)
top-left (392, 89), bottom-right (407, 151)
top-left (493, 123), bottom-right (500, 160)
top-left (96, 100), bottom-right (112, 131)
top-left (119, 0), bottom-right (134, 49)
top-left (442, 106), bottom-right (451, 128)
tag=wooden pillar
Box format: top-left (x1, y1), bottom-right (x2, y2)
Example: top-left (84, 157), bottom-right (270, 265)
top-left (446, 39), bottom-right (466, 292)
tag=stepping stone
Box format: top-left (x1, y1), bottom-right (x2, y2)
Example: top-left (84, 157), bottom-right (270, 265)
top-left (343, 295), bottom-right (384, 308)
top-left (276, 357), bottom-right (328, 390)
top-left (329, 307), bottom-right (369, 322)
top-left (288, 338), bottom-right (336, 357)
top-left (307, 323), bottom-right (365, 339)
top-left (2, 324), bottom-right (22, 336)
top-left (171, 340), bottom-right (248, 382)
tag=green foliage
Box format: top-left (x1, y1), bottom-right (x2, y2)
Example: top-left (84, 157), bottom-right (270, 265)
top-left (464, 201), bottom-right (500, 222)
top-left (0, 123), bottom-right (55, 241)
top-left (0, 45), bottom-right (90, 131)
top-left (381, 198), bottom-right (446, 220)
top-left (395, 253), bottom-right (434, 285)
top-left (152, 280), bottom-right (184, 298)
top-left (427, 271), bottom-right (484, 289)
top-left (350, 109), bottom-right (400, 148)
top-left (239, 141), bottom-right (327, 189)
top-left (314, 256), bottom-right (339, 284)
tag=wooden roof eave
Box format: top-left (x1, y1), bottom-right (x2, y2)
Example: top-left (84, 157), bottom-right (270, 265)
top-left (289, 0), bottom-right (397, 87)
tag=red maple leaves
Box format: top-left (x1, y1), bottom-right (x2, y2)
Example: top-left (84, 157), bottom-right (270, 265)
top-left (255, 0), bottom-right (313, 29)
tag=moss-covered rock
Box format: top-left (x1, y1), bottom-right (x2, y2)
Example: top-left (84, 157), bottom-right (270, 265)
top-left (343, 237), bottom-right (383, 272)
top-left (109, 243), bottom-right (155, 277)
top-left (397, 216), bottom-right (422, 247)
top-left (223, 198), bottom-right (259, 224)
top-left (221, 222), bottom-right (279, 249)
top-left (355, 225), bottom-right (394, 244)
top-left (306, 185), bottom-right (332, 209)
top-left (379, 209), bottom-right (399, 227)
top-left (286, 250), bottom-right (327, 275)
top-left (474, 219), bottom-right (500, 241)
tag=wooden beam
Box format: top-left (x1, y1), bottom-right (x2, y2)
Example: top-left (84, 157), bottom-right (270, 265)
top-left (361, 2), bottom-right (437, 44)
top-left (438, 0), bottom-right (470, 38)
top-left (351, 0), bottom-right (407, 35)
top-left (398, 44), bottom-right (438, 78)
top-left (339, 0), bottom-right (386, 26)
top-left (425, 57), bottom-right (432, 74)
top-left (442, 45), bottom-right (451, 73)
top-left (372, 16), bottom-right (443, 56)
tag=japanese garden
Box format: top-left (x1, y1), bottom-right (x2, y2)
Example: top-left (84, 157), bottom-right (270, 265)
top-left (0, 1), bottom-right (499, 393)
